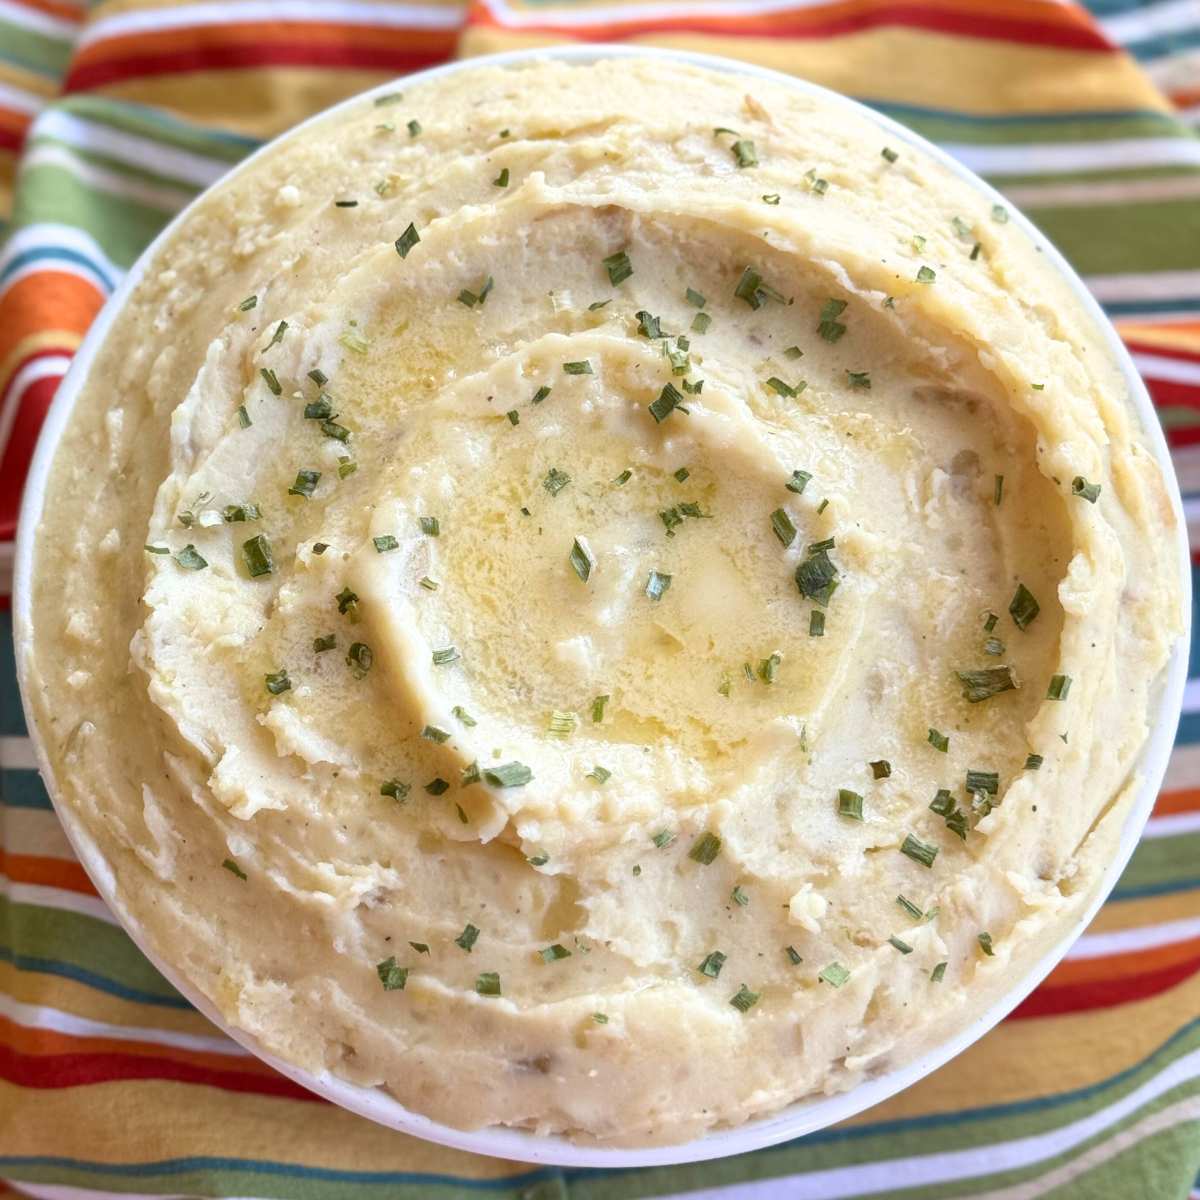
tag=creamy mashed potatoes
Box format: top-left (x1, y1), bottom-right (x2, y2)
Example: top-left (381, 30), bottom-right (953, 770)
top-left (20, 58), bottom-right (1183, 1145)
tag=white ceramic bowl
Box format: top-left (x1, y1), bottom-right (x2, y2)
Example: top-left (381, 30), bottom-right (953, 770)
top-left (14, 44), bottom-right (1192, 1169)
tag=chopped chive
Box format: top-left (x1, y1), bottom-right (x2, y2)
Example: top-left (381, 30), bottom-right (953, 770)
top-left (817, 498), bottom-right (829, 514)
top-left (1047, 674), bottom-right (1072, 701)
top-left (242, 534), bottom-right (275, 577)
top-left (408, 942), bottom-right (429, 956)
top-left (531, 385), bottom-right (551, 405)
top-left (645, 569), bottom-right (672, 601)
top-left (786, 945), bottom-right (803, 965)
top-left (994, 474), bottom-right (1004, 506)
top-left (916, 265), bottom-right (936, 284)
top-left (174, 544), bottom-right (208, 571)
top-left (421, 725), bottom-right (450, 744)
top-left (786, 469), bottom-right (812, 494)
top-left (334, 199), bottom-right (358, 208)
top-left (591, 694), bottom-right (609, 723)
top-left (588, 299), bottom-right (611, 311)
top-left (265, 669), bottom-right (291, 695)
top-left (698, 950), bottom-right (727, 978)
top-left (971, 242), bottom-right (982, 260)
top-left (686, 287), bottom-right (706, 308)
top-left (870, 760), bottom-right (892, 779)
top-left (380, 778), bottom-right (410, 801)
top-left (846, 370), bottom-right (871, 390)
top-left (346, 642), bottom-right (373, 676)
top-left (1071, 476), bottom-right (1101, 503)
top-left (649, 381), bottom-right (683, 423)
top-left (236, 405), bottom-right (251, 428)
top-left (809, 610), bottom-right (825, 637)
top-left (888, 935), bottom-right (914, 955)
top-left (452, 706), bottom-right (476, 728)
top-left (900, 834), bottom-right (938, 868)
top-left (238, 295), bottom-right (257, 312)
top-left (424, 777), bottom-right (449, 795)
top-left (417, 577), bottom-right (439, 593)
top-left (1025, 753), bottom-right (1044, 770)
top-left (966, 769), bottom-right (999, 795)
top-left (222, 503), bottom-right (260, 523)
top-left (540, 944), bottom-right (571, 964)
top-left (1009, 584), bottom-right (1040, 630)
top-left (505, 410), bottom-right (519, 426)
top-left (376, 957), bottom-right (408, 990)
top-left (818, 298), bottom-right (847, 343)
top-left (927, 728), bottom-right (949, 752)
top-left (730, 139), bottom-right (757, 168)
top-left (483, 762), bottom-right (533, 787)
top-left (603, 250), bottom-right (633, 286)
top-left (563, 360), bottom-right (593, 375)
top-left (144, 544), bottom-right (170, 555)
top-left (929, 789), bottom-right (955, 817)
top-left (837, 788), bottom-right (864, 820)
top-left (313, 633), bottom-right (336, 653)
top-left (288, 469), bottom-right (320, 498)
top-left (688, 831), bottom-right (722, 865)
top-left (984, 637), bottom-right (1004, 656)
top-left (691, 312), bottom-right (712, 334)
top-left (819, 962), bottom-right (850, 988)
top-left (260, 368), bottom-right (281, 395)
top-left (547, 710), bottom-right (577, 739)
top-left (673, 467), bottom-right (690, 483)
top-left (897, 894), bottom-right (923, 920)
top-left (795, 548), bottom-right (839, 606)
top-left (978, 931), bottom-right (995, 956)
top-left (766, 376), bottom-right (802, 398)
top-left (592, 1012), bottom-right (609, 1024)
top-left (454, 924), bottom-right (480, 952)
top-left (569, 536), bottom-right (595, 583)
top-left (734, 266), bottom-right (764, 309)
top-left (984, 612), bottom-right (999, 632)
top-left (758, 652), bottom-right (781, 684)
top-left (956, 666), bottom-right (1018, 703)
top-left (395, 223), bottom-right (420, 257)
top-left (586, 765), bottom-right (611, 784)
top-left (405, 118), bottom-right (421, 138)
top-left (931, 961), bottom-right (948, 982)
top-left (337, 457), bottom-right (357, 479)
top-left (419, 516), bottom-right (440, 537)
top-left (808, 537), bottom-right (835, 553)
top-left (762, 193), bottom-right (780, 204)
top-left (222, 858), bottom-right (247, 880)
top-left (370, 534), bottom-right (398, 554)
top-left (321, 419), bottom-right (350, 442)
top-left (991, 204), bottom-right (1009, 223)
top-left (431, 646), bottom-right (460, 666)
top-left (882, 146), bottom-right (899, 163)
top-left (493, 167), bottom-right (509, 187)
top-left (462, 761), bottom-right (481, 786)
top-left (266, 320), bottom-right (287, 349)
top-left (473, 971), bottom-right (502, 996)
top-left (543, 467), bottom-right (571, 496)
top-left (635, 310), bottom-right (663, 339)
top-left (335, 587), bottom-right (359, 616)
top-left (312, 542), bottom-right (329, 555)
top-left (729, 984), bottom-right (759, 1012)
top-left (653, 829), bottom-right (675, 849)
top-left (770, 507), bottom-right (797, 547)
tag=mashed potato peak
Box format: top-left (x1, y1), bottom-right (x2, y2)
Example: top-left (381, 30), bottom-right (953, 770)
top-left (22, 58), bottom-right (1182, 1145)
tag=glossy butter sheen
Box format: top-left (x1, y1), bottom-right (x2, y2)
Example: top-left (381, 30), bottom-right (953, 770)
top-left (22, 59), bottom-right (1182, 1145)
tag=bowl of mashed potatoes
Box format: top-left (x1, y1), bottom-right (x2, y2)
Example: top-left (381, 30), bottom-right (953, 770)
top-left (13, 46), bottom-right (1190, 1166)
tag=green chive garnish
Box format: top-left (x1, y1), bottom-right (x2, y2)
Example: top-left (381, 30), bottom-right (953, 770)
top-left (313, 633), bottom-right (336, 652)
top-left (729, 984), bottom-right (759, 1012)
top-left (871, 760), bottom-right (892, 779)
top-left (928, 728), bottom-right (949, 752)
top-left (563, 360), bottom-right (593, 375)
top-left (395, 223), bottom-right (420, 257)
top-left (786, 945), bottom-right (803, 965)
top-left (931, 961), bottom-right (948, 982)
top-left (731, 139), bottom-right (757, 167)
top-left (603, 250), bottom-right (632, 286)
top-left (786, 469), bottom-right (812, 494)
top-left (818, 298), bottom-right (848, 343)
top-left (419, 516), bottom-right (440, 537)
top-left (260, 368), bottom-right (281, 395)
top-left (882, 146), bottom-right (899, 163)
top-left (484, 762), bottom-right (533, 787)
top-left (266, 320), bottom-right (287, 349)
top-left (380, 778), bottom-right (410, 801)
top-left (569, 536), bottom-right (595, 583)
top-left (992, 204), bottom-right (1008, 223)
top-left (653, 829), bottom-right (675, 849)
top-left (425, 778), bottom-right (449, 795)
top-left (770, 507), bottom-right (797, 547)
top-left (978, 932), bottom-right (995, 956)
top-left (288, 469), bottom-right (320, 498)
top-left (837, 789), bottom-right (864, 821)
top-left (819, 962), bottom-right (850, 988)
top-left (242, 534), bottom-right (275, 577)
top-left (809, 610), bottom-right (825, 637)
top-left (889, 936), bottom-right (914, 955)
top-left (540, 944), bottom-right (571, 963)
top-left (222, 858), bottom-right (247, 880)
top-left (698, 951), bottom-right (727, 978)
top-left (1009, 584), bottom-right (1040, 630)
top-left (1047, 674), bottom-right (1072, 700)
top-left (1025, 753), bottom-right (1044, 770)
top-left (1071, 476), bottom-right (1101, 503)
top-left (346, 642), bottom-right (373, 676)
top-left (916, 265), bottom-right (936, 283)
top-left (900, 834), bottom-right (938, 868)
top-left (847, 370), bottom-right (871, 389)
top-left (494, 167), bottom-right (509, 187)
top-left (645, 570), bottom-right (671, 601)
top-left (686, 287), bottom-right (706, 308)
top-left (897, 895), bottom-right (923, 920)
top-left (175, 544), bottom-right (208, 571)
top-left (238, 295), bottom-right (257, 312)
top-left (431, 647), bottom-right (460, 666)
top-left (689, 831), bottom-right (722, 865)
top-left (265, 669), bottom-right (291, 695)
top-left (956, 666), bottom-right (1017, 703)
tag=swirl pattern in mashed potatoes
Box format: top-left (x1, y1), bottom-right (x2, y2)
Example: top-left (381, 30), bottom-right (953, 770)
top-left (21, 58), bottom-right (1183, 1145)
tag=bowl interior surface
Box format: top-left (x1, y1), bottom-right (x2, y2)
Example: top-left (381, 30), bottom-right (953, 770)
top-left (12, 43), bottom-right (1192, 1169)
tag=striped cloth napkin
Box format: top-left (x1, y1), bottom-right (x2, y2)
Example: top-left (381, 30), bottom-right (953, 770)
top-left (1, 2), bottom-right (1199, 1197)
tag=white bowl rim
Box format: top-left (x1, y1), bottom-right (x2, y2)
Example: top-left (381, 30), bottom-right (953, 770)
top-left (12, 42), bottom-right (1192, 1171)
